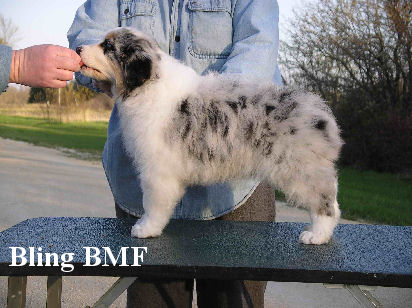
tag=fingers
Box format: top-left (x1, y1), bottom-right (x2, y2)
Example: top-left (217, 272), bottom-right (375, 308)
top-left (43, 46), bottom-right (80, 86)
top-left (42, 45), bottom-right (80, 72)
top-left (55, 55), bottom-right (81, 72)
top-left (55, 45), bottom-right (79, 58)
top-left (56, 46), bottom-right (81, 71)
top-left (55, 69), bottom-right (75, 82)
top-left (48, 80), bottom-right (68, 89)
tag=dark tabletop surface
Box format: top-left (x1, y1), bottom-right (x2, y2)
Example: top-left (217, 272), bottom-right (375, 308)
top-left (0, 217), bottom-right (411, 287)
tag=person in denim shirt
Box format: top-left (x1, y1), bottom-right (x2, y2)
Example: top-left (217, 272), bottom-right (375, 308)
top-left (68, 0), bottom-right (281, 306)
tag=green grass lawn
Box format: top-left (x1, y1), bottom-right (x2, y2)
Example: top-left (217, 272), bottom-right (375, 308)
top-left (1, 115), bottom-right (411, 225)
top-left (0, 114), bottom-right (107, 156)
top-left (337, 168), bottom-right (412, 225)
top-left (276, 168), bottom-right (411, 225)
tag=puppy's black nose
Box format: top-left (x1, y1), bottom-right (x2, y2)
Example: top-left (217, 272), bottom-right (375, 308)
top-left (76, 46), bottom-right (83, 55)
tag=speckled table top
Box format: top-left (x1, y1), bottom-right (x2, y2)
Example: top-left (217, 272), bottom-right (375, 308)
top-left (0, 217), bottom-right (411, 287)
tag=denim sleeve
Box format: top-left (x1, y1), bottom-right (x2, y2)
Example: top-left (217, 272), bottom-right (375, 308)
top-left (219, 0), bottom-right (282, 84)
top-left (67, 0), bottom-right (120, 89)
top-left (0, 45), bottom-right (12, 93)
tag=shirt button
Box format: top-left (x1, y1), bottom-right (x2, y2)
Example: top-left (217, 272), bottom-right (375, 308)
top-left (124, 8), bottom-right (129, 14)
top-left (175, 35), bottom-right (180, 42)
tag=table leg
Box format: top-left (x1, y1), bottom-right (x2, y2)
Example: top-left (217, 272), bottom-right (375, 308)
top-left (7, 276), bottom-right (27, 308)
top-left (46, 276), bottom-right (62, 308)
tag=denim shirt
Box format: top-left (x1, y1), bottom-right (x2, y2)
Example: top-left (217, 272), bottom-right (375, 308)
top-left (68, 0), bottom-right (282, 219)
top-left (0, 45), bottom-right (12, 93)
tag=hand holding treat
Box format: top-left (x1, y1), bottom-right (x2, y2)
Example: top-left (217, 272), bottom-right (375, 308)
top-left (9, 45), bottom-right (81, 88)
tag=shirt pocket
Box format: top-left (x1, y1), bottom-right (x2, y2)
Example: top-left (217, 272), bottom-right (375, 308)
top-left (187, 0), bottom-right (233, 59)
top-left (119, 0), bottom-right (157, 37)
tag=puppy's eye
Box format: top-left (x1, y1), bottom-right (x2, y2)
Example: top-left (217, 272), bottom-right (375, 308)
top-left (101, 39), bottom-right (114, 52)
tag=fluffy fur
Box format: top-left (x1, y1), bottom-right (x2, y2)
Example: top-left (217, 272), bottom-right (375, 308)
top-left (77, 28), bottom-right (344, 244)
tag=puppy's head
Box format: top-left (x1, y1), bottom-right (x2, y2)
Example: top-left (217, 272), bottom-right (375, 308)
top-left (77, 28), bottom-right (160, 97)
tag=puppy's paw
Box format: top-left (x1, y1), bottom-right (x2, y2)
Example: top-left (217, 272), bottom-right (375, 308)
top-left (299, 230), bottom-right (330, 245)
top-left (131, 216), bottom-right (163, 238)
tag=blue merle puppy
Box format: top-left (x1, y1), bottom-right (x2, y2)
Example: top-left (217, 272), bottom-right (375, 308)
top-left (77, 28), bottom-right (343, 244)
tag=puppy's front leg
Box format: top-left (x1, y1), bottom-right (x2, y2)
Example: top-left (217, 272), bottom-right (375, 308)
top-left (131, 176), bottom-right (185, 238)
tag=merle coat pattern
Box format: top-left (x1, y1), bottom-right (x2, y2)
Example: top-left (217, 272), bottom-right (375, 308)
top-left (77, 28), bottom-right (343, 244)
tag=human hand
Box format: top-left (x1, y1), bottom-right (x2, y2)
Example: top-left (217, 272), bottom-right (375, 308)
top-left (9, 45), bottom-right (81, 88)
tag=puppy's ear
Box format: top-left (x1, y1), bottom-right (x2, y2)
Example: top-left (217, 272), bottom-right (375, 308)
top-left (123, 55), bottom-right (151, 95)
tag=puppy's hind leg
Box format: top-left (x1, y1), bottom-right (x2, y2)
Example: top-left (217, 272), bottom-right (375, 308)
top-left (131, 175), bottom-right (185, 238)
top-left (299, 195), bottom-right (341, 245)
top-left (270, 163), bottom-right (340, 245)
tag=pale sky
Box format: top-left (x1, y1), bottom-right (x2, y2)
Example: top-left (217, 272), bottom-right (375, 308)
top-left (1, 0), bottom-right (305, 50)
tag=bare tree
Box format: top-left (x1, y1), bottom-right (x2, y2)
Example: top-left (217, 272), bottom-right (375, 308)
top-left (280, 0), bottom-right (411, 172)
top-left (281, 0), bottom-right (411, 110)
top-left (0, 14), bottom-right (19, 47)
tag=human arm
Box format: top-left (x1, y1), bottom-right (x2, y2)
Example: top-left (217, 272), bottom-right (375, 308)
top-left (219, 0), bottom-right (282, 84)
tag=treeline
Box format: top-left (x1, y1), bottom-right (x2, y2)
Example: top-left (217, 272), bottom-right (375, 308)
top-left (0, 85), bottom-right (29, 106)
top-left (0, 82), bottom-right (113, 122)
top-left (1, 81), bottom-right (112, 109)
top-left (280, 0), bottom-right (411, 173)
top-left (28, 81), bottom-right (110, 108)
